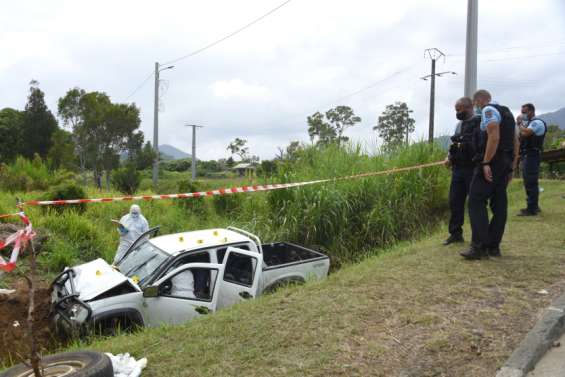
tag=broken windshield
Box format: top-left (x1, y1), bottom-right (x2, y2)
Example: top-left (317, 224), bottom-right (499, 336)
top-left (117, 241), bottom-right (169, 285)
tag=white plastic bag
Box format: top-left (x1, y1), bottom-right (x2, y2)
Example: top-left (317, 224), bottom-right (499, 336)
top-left (105, 353), bottom-right (147, 377)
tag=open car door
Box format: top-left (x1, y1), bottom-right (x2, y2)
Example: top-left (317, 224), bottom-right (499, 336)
top-left (216, 247), bottom-right (263, 310)
top-left (141, 262), bottom-right (223, 327)
top-left (115, 226), bottom-right (160, 265)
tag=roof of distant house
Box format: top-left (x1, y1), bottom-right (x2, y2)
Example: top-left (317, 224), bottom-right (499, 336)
top-left (232, 163), bottom-right (256, 170)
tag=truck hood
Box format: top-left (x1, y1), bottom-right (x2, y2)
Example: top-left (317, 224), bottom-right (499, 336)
top-left (70, 258), bottom-right (139, 301)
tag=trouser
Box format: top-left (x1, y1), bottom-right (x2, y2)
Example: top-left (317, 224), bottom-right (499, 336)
top-left (522, 150), bottom-right (541, 211)
top-left (448, 165), bottom-right (474, 237)
top-left (468, 152), bottom-right (512, 250)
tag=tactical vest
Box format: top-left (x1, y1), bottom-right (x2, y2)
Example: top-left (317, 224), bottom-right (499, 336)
top-left (520, 117), bottom-right (547, 153)
top-left (477, 104), bottom-right (516, 158)
top-left (449, 116), bottom-right (480, 166)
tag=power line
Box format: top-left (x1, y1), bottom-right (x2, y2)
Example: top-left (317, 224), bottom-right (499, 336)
top-left (332, 66), bottom-right (414, 103)
top-left (162, 0), bottom-right (293, 66)
top-left (124, 71), bottom-right (154, 101)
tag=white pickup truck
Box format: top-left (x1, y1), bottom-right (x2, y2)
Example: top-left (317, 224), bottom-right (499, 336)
top-left (51, 227), bottom-right (330, 334)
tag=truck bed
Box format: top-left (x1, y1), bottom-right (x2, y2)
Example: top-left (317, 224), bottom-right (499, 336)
top-left (261, 242), bottom-right (328, 268)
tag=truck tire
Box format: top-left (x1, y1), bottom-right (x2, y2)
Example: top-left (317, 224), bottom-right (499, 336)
top-left (0, 351), bottom-right (113, 377)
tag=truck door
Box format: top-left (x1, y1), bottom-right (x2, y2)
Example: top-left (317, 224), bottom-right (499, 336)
top-left (142, 262), bottom-right (222, 327)
top-left (217, 247), bottom-right (263, 310)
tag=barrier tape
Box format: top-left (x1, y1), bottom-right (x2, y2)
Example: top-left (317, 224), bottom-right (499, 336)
top-left (0, 212), bottom-right (35, 273)
top-left (16, 160), bottom-right (444, 207)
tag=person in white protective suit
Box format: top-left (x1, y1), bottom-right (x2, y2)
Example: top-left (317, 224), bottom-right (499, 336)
top-left (170, 269), bottom-right (196, 298)
top-left (113, 204), bottom-right (149, 264)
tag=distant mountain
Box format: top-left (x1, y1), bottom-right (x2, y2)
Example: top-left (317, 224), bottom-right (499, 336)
top-left (539, 107), bottom-right (565, 129)
top-left (159, 144), bottom-right (191, 160)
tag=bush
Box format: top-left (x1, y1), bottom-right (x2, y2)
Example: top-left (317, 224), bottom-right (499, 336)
top-left (213, 193), bottom-right (243, 215)
top-left (112, 165), bottom-right (141, 195)
top-left (176, 180), bottom-right (208, 216)
top-left (0, 155), bottom-right (75, 192)
top-left (42, 181), bottom-right (87, 213)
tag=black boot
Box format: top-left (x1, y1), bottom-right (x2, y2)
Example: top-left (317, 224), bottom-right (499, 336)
top-left (487, 247), bottom-right (501, 257)
top-left (460, 246), bottom-right (488, 260)
top-left (443, 234), bottom-right (464, 246)
top-left (517, 208), bottom-right (538, 216)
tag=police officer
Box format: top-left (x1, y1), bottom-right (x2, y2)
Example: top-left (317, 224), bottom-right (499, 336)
top-left (460, 90), bottom-right (520, 260)
top-left (443, 97), bottom-right (480, 245)
top-left (517, 103), bottom-right (547, 216)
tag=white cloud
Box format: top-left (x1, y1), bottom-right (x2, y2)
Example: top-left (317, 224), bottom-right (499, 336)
top-left (211, 79), bottom-right (272, 101)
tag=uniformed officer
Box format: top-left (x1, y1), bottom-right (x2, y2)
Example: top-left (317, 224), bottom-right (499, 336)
top-left (443, 97), bottom-right (480, 245)
top-left (517, 103), bottom-right (547, 216)
top-left (460, 90), bottom-right (520, 260)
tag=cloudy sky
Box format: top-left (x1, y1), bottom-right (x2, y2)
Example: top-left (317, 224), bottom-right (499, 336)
top-left (2, 0), bottom-right (564, 160)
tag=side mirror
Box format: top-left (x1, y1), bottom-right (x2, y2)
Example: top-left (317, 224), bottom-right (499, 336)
top-left (143, 285), bottom-right (159, 298)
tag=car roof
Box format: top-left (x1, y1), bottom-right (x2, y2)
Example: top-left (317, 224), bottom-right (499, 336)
top-left (148, 228), bottom-right (251, 256)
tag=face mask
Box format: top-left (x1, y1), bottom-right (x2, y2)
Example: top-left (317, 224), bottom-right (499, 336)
top-left (456, 111), bottom-right (469, 121)
top-left (474, 106), bottom-right (482, 116)
top-left (521, 113), bottom-right (529, 122)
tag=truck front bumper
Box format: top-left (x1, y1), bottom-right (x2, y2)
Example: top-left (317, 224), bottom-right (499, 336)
top-left (50, 269), bottom-right (93, 336)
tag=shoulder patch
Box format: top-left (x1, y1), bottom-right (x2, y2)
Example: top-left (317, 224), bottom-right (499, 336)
top-left (485, 110), bottom-right (493, 118)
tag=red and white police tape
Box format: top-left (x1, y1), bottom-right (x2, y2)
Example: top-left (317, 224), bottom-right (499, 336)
top-left (0, 212), bottom-right (35, 273)
top-left (18, 160), bottom-right (444, 206)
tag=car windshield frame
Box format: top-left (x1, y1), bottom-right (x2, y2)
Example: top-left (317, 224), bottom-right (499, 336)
top-left (117, 241), bottom-right (169, 286)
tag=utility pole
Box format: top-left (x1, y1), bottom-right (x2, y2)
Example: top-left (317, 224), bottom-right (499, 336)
top-left (421, 48), bottom-right (456, 144)
top-left (185, 124), bottom-right (204, 181)
top-left (464, 0), bottom-right (479, 98)
top-left (152, 63), bottom-right (159, 186)
top-left (152, 62), bottom-right (174, 187)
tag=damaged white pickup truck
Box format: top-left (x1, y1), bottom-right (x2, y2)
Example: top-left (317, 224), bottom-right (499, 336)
top-left (51, 227), bottom-right (329, 335)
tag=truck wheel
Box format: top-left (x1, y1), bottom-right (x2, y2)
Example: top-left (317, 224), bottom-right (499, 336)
top-left (0, 351), bottom-right (113, 377)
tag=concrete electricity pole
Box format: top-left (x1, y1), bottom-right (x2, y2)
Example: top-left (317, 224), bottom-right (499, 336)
top-left (464, 0), bottom-right (479, 98)
top-left (185, 124), bottom-right (204, 181)
top-left (152, 62), bottom-right (174, 187)
top-left (422, 49), bottom-right (455, 144)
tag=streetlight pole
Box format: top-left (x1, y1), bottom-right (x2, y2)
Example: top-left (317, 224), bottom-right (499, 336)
top-left (464, 0), bottom-right (479, 98)
top-left (185, 124), bottom-right (204, 181)
top-left (152, 62), bottom-right (174, 187)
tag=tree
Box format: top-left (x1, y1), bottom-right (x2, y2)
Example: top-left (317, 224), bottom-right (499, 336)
top-left (58, 88), bottom-right (142, 189)
top-left (307, 106), bottom-right (361, 146)
top-left (47, 129), bottom-right (77, 171)
top-left (0, 108), bottom-right (25, 163)
top-left (373, 102), bottom-right (416, 150)
top-left (58, 88), bottom-right (88, 179)
top-left (325, 105), bottom-right (362, 145)
top-left (307, 111), bottom-right (336, 146)
top-left (22, 81), bottom-right (58, 159)
top-left (227, 138), bottom-right (249, 161)
top-left (545, 124), bottom-right (565, 149)
top-left (136, 141), bottom-right (156, 170)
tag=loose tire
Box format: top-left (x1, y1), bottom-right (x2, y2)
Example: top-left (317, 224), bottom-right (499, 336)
top-left (0, 351), bottom-right (113, 377)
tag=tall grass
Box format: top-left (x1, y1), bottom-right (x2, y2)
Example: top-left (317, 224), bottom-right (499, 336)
top-left (0, 143), bottom-right (449, 272)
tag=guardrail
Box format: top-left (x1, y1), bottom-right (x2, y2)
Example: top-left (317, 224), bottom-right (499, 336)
top-left (542, 148), bottom-right (565, 164)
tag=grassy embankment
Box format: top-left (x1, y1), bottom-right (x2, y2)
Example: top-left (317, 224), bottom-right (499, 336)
top-left (74, 180), bottom-right (565, 377)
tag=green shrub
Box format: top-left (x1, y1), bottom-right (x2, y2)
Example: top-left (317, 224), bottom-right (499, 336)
top-left (213, 193), bottom-right (243, 215)
top-left (40, 238), bottom-right (78, 273)
top-left (0, 155), bottom-right (76, 192)
top-left (42, 181), bottom-right (87, 213)
top-left (176, 180), bottom-right (209, 216)
top-left (112, 165), bottom-right (141, 195)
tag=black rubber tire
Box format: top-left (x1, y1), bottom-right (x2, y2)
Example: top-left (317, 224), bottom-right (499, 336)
top-left (0, 351), bottom-right (113, 377)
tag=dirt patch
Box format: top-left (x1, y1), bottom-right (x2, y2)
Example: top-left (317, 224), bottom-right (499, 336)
top-left (0, 278), bottom-right (59, 365)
